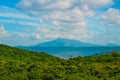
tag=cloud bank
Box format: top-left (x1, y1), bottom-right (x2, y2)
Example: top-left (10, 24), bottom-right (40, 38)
top-left (17, 0), bottom-right (114, 42)
top-left (1, 0), bottom-right (120, 46)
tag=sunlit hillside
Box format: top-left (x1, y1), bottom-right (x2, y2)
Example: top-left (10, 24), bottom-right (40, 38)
top-left (0, 44), bottom-right (120, 80)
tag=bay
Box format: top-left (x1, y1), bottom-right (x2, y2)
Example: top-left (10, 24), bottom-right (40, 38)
top-left (24, 47), bottom-right (120, 58)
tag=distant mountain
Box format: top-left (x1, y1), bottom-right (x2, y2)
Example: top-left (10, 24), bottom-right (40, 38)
top-left (18, 38), bottom-right (120, 48)
top-left (17, 38), bottom-right (120, 58)
top-left (30, 38), bottom-right (101, 47)
top-left (106, 44), bottom-right (120, 47)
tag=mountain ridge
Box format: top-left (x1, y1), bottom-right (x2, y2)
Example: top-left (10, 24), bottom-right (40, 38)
top-left (30, 38), bottom-right (101, 47)
top-left (17, 38), bottom-right (120, 48)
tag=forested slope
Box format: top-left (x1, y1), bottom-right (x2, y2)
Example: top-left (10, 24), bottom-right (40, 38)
top-left (0, 44), bottom-right (120, 80)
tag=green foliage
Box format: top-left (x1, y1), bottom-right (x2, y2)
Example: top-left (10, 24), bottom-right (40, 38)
top-left (0, 44), bottom-right (120, 80)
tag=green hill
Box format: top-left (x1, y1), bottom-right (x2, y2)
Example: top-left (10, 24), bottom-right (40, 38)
top-left (0, 44), bottom-right (60, 62)
top-left (0, 44), bottom-right (120, 80)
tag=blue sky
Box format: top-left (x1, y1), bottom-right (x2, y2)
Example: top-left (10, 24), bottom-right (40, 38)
top-left (0, 0), bottom-right (120, 46)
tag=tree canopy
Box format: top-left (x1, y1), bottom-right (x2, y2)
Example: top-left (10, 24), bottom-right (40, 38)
top-left (0, 44), bottom-right (120, 80)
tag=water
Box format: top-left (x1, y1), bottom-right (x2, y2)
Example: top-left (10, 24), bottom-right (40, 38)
top-left (25, 47), bottom-right (120, 58)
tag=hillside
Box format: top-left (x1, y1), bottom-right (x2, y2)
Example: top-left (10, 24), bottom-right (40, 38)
top-left (0, 44), bottom-right (120, 80)
top-left (0, 44), bottom-right (60, 62)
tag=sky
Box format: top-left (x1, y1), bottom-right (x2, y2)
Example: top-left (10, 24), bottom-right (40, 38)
top-left (0, 0), bottom-right (120, 46)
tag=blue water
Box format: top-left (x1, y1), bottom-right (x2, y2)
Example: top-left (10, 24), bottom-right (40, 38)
top-left (25, 47), bottom-right (120, 58)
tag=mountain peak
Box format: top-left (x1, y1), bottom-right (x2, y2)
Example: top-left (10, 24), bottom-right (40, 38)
top-left (53, 38), bottom-right (76, 42)
top-left (32, 38), bottom-right (100, 47)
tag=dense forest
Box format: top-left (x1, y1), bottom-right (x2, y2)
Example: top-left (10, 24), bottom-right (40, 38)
top-left (0, 44), bottom-right (120, 80)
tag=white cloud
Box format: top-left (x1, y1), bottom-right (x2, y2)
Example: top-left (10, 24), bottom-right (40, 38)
top-left (0, 6), bottom-right (36, 20)
top-left (0, 12), bottom-right (31, 20)
top-left (88, 33), bottom-right (120, 45)
top-left (18, 0), bottom-right (89, 41)
top-left (43, 7), bottom-right (86, 24)
top-left (0, 0), bottom-right (117, 45)
top-left (0, 25), bottom-right (10, 38)
top-left (79, 0), bottom-right (113, 9)
top-left (0, 6), bottom-right (40, 26)
top-left (101, 8), bottom-right (120, 27)
top-left (18, 0), bottom-right (74, 10)
top-left (0, 19), bottom-right (40, 26)
top-left (32, 33), bottom-right (42, 40)
top-left (42, 0), bottom-right (73, 10)
top-left (84, 7), bottom-right (120, 45)
top-left (33, 25), bottom-right (88, 42)
top-left (18, 0), bottom-right (114, 10)
top-left (16, 0), bottom-right (115, 43)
